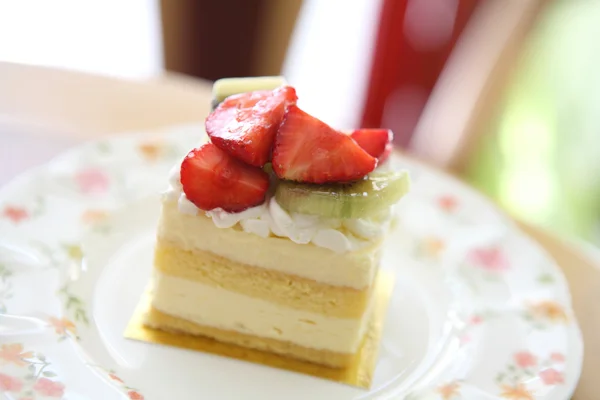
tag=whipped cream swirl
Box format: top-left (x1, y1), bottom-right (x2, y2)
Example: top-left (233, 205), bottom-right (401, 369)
top-left (163, 164), bottom-right (393, 253)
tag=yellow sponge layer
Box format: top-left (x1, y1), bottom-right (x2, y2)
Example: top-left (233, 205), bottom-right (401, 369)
top-left (154, 240), bottom-right (373, 319)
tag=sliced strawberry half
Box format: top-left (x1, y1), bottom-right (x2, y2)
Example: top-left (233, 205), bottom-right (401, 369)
top-left (206, 86), bottom-right (297, 167)
top-left (180, 143), bottom-right (269, 212)
top-left (350, 129), bottom-right (394, 163)
top-left (272, 106), bottom-right (377, 183)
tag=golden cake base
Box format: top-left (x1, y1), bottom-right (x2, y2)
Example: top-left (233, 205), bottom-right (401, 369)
top-left (124, 271), bottom-right (395, 389)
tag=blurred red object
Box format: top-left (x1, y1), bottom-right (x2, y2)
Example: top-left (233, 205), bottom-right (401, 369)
top-left (361, 0), bottom-right (480, 147)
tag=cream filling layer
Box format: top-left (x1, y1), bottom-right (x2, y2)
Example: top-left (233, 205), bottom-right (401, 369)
top-left (150, 271), bottom-right (373, 354)
top-left (157, 200), bottom-right (382, 289)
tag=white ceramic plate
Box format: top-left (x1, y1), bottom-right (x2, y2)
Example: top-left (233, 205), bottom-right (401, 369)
top-left (0, 125), bottom-right (582, 400)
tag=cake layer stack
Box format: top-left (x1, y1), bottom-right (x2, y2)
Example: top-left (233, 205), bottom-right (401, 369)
top-left (146, 198), bottom-right (384, 367)
top-left (143, 77), bottom-right (409, 368)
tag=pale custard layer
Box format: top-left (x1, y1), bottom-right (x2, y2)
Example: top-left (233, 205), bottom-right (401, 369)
top-left (150, 271), bottom-right (374, 354)
top-left (154, 239), bottom-right (373, 318)
top-left (143, 306), bottom-right (355, 368)
top-left (157, 200), bottom-right (383, 289)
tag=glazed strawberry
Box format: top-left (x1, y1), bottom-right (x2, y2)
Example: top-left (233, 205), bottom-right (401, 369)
top-left (272, 106), bottom-right (377, 183)
top-left (180, 143), bottom-right (270, 212)
top-left (206, 86), bottom-right (297, 167)
top-left (350, 129), bottom-right (393, 163)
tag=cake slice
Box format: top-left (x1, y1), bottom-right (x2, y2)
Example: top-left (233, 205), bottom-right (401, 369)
top-left (144, 79), bottom-right (410, 368)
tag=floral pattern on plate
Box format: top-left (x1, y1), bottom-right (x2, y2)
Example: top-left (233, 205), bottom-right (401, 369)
top-left (0, 124), bottom-right (582, 399)
top-left (0, 343), bottom-right (64, 399)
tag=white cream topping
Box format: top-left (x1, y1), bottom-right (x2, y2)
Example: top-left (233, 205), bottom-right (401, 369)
top-left (164, 163), bottom-right (393, 253)
top-left (151, 271), bottom-right (373, 353)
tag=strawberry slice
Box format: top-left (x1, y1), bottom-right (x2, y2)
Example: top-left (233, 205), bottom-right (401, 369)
top-left (206, 86), bottom-right (297, 167)
top-left (272, 106), bottom-right (377, 183)
top-left (350, 129), bottom-right (393, 163)
top-left (180, 143), bottom-right (269, 212)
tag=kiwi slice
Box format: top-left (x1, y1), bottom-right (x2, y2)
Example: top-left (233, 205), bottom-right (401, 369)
top-left (211, 76), bottom-right (288, 109)
top-left (274, 171), bottom-right (410, 219)
top-left (263, 162), bottom-right (274, 175)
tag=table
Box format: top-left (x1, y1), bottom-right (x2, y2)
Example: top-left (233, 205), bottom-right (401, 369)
top-left (1, 62), bottom-right (597, 399)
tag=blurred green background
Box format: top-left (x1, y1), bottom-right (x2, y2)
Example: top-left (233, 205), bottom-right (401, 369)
top-left (465, 1), bottom-right (600, 245)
